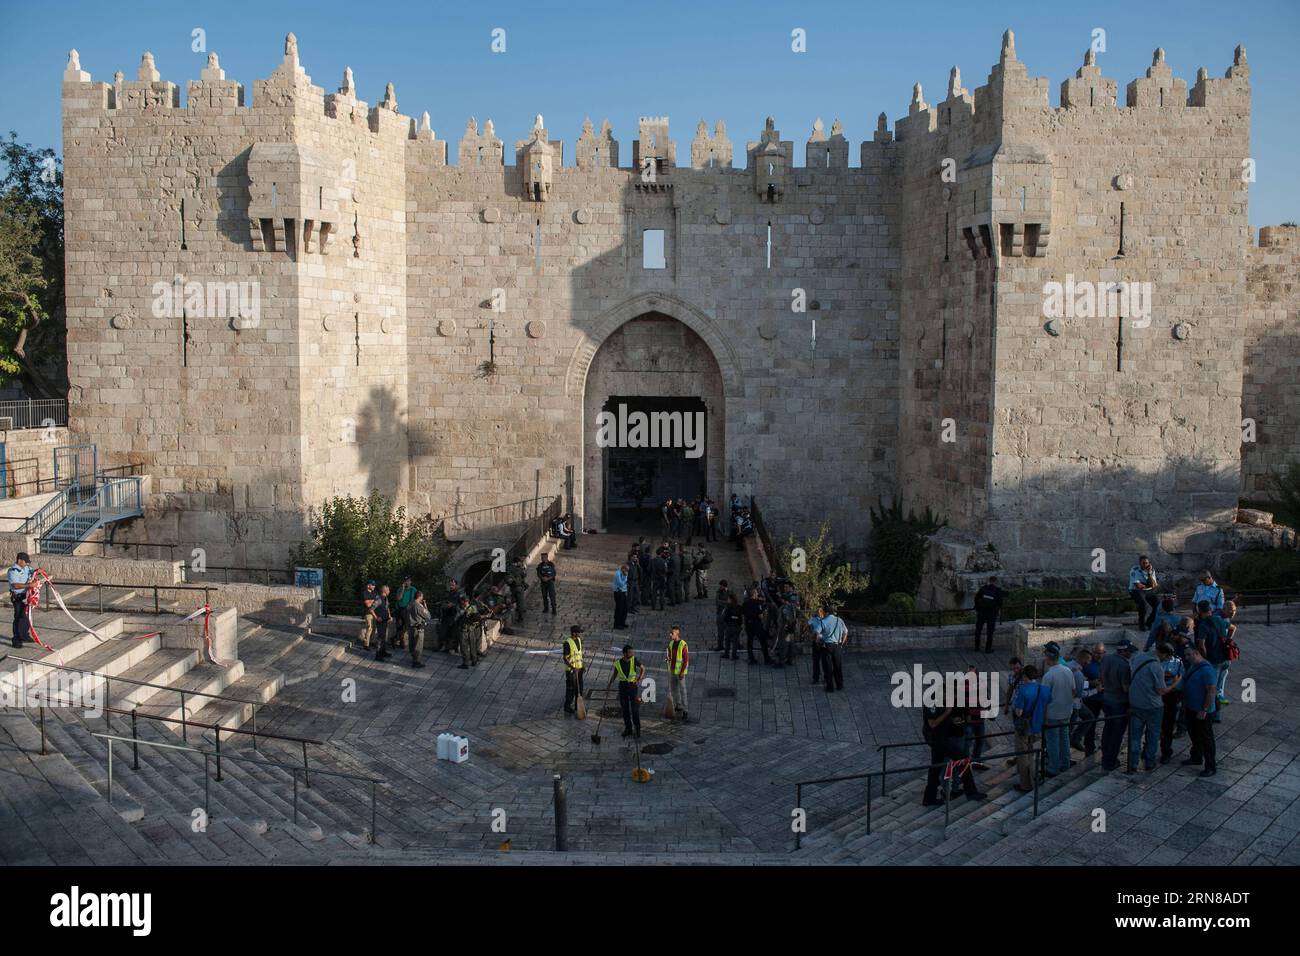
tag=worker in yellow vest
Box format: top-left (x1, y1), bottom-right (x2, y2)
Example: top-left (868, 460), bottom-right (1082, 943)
top-left (563, 625), bottom-right (585, 716)
top-left (607, 644), bottom-right (645, 738)
top-left (666, 625), bottom-right (690, 722)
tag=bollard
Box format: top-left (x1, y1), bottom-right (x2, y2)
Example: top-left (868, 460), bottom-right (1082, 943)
top-left (553, 773), bottom-right (568, 851)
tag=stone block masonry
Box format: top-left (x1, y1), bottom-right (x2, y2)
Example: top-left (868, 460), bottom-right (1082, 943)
top-left (58, 30), bottom-right (1292, 587)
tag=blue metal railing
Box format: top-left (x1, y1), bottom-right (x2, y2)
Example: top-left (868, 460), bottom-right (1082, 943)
top-left (19, 476), bottom-right (144, 553)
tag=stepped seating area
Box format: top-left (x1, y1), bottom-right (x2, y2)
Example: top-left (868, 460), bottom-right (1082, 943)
top-left (3, 529), bottom-right (1299, 865)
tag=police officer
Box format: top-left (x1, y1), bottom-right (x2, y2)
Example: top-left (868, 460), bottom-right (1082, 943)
top-left (625, 549), bottom-right (642, 613)
top-left (537, 554), bottom-right (558, 615)
top-left (8, 552), bottom-right (34, 648)
top-left (563, 625), bottom-right (585, 716)
top-left (665, 625), bottom-right (690, 722)
top-left (607, 644), bottom-right (645, 738)
top-left (506, 558), bottom-right (528, 623)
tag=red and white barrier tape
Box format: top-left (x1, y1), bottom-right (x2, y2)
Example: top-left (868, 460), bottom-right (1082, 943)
top-left (29, 569), bottom-right (227, 666)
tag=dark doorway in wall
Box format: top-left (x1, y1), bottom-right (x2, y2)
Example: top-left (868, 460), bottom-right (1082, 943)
top-left (601, 395), bottom-right (707, 533)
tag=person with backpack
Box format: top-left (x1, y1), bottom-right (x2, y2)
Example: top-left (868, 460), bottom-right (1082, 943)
top-left (921, 698), bottom-right (986, 806)
top-left (1127, 641), bottom-right (1180, 773)
top-left (772, 590), bottom-right (800, 669)
top-left (1011, 664), bottom-right (1048, 792)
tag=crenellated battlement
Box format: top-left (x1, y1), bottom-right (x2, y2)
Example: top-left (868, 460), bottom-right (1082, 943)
top-left (62, 29), bottom-right (1250, 174)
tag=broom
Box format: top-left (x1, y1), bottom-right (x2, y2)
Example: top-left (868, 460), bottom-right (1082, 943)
top-left (575, 678), bottom-right (587, 720)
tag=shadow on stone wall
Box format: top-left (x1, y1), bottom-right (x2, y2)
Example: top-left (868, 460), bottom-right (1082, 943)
top-left (356, 383), bottom-right (406, 498)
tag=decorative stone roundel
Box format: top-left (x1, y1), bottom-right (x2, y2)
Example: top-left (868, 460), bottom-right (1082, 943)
top-left (1172, 323), bottom-right (1190, 341)
top-left (380, 316), bottom-right (394, 334)
top-left (526, 319), bottom-right (547, 339)
top-left (482, 206), bottom-right (501, 223)
top-left (1044, 319), bottom-right (1061, 337)
top-left (809, 208), bottom-right (826, 225)
top-left (110, 312), bottom-right (132, 330)
top-left (1113, 173), bottom-right (1134, 191)
top-left (574, 209), bottom-right (591, 225)
top-left (714, 207), bottom-right (731, 225)
top-left (322, 315), bottom-right (337, 332)
top-left (437, 319), bottom-right (457, 337)
top-left (758, 321), bottom-right (778, 340)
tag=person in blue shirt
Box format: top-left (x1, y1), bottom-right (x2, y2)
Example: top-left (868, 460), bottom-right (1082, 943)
top-left (1145, 596), bottom-right (1181, 650)
top-left (1180, 645), bottom-right (1218, 776)
top-left (811, 605), bottom-right (848, 692)
top-left (1011, 665), bottom-right (1049, 792)
top-left (8, 551), bottom-right (35, 648)
top-left (1156, 642), bottom-right (1184, 764)
top-left (612, 563), bottom-right (629, 630)
top-left (1194, 601), bottom-right (1229, 722)
top-left (1192, 570), bottom-right (1225, 613)
top-left (1128, 555), bottom-right (1160, 630)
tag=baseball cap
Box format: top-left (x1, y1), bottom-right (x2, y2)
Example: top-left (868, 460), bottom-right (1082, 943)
top-left (570, 625), bottom-right (584, 634)
top-left (1116, 638), bottom-right (1136, 651)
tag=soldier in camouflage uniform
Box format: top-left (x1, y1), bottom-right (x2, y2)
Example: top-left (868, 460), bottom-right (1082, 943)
top-left (454, 594), bottom-right (483, 669)
top-left (678, 545), bottom-right (695, 603)
top-left (692, 544), bottom-right (712, 598)
top-left (506, 557), bottom-right (528, 624)
top-left (651, 547), bottom-right (669, 611)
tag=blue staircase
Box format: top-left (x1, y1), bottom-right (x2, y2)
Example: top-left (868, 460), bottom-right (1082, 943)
top-left (19, 477), bottom-right (145, 555)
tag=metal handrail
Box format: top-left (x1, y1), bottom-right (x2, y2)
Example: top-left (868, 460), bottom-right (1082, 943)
top-left (29, 689), bottom-right (322, 783)
top-left (9, 654), bottom-right (262, 748)
top-left (24, 579), bottom-right (213, 616)
top-left (874, 710), bottom-right (1132, 796)
top-left (91, 732), bottom-right (382, 843)
top-left (792, 745), bottom-right (1045, 850)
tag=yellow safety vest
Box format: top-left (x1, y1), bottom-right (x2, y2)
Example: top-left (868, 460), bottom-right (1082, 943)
top-left (615, 656), bottom-right (639, 683)
top-left (667, 639), bottom-right (688, 677)
top-left (564, 637), bottom-right (583, 670)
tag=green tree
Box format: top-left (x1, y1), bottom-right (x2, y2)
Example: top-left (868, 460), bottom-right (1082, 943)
top-left (777, 521), bottom-right (870, 615)
top-left (293, 492), bottom-right (450, 606)
top-left (868, 498), bottom-right (947, 600)
top-left (0, 133), bottom-right (65, 396)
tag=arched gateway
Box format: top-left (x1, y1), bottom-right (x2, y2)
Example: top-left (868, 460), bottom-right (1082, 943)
top-left (567, 293), bottom-right (742, 533)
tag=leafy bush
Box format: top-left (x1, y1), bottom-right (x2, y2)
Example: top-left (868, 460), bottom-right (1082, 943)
top-left (1225, 551), bottom-right (1300, 592)
top-left (867, 498), bottom-right (946, 601)
top-left (777, 522), bottom-right (869, 615)
top-left (293, 491), bottom-right (449, 605)
top-left (885, 592), bottom-right (915, 611)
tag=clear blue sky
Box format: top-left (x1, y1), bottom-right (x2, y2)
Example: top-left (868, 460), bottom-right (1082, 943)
top-left (2, 0), bottom-right (1296, 227)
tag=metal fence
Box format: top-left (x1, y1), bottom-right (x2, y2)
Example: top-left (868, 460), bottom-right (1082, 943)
top-left (0, 398), bottom-right (68, 430)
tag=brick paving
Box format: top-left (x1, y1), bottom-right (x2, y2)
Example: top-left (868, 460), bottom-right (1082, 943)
top-left (3, 528), bottom-right (1299, 864)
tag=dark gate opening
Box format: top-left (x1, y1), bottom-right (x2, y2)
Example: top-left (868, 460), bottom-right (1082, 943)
top-left (601, 395), bottom-right (707, 534)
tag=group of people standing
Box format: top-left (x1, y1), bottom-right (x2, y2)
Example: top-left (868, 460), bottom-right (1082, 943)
top-left (612, 537), bottom-right (714, 628)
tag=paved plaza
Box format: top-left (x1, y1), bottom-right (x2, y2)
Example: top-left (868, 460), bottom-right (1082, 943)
top-left (5, 526), bottom-right (1295, 865)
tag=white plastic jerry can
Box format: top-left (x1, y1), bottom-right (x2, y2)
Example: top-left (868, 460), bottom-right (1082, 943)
top-left (436, 733), bottom-right (452, 760)
top-left (449, 735), bottom-right (470, 763)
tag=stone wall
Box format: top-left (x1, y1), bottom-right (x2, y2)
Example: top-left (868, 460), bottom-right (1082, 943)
top-left (1242, 225), bottom-right (1300, 496)
top-left (59, 30), bottom-right (1285, 584)
top-left (985, 43), bottom-right (1252, 577)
